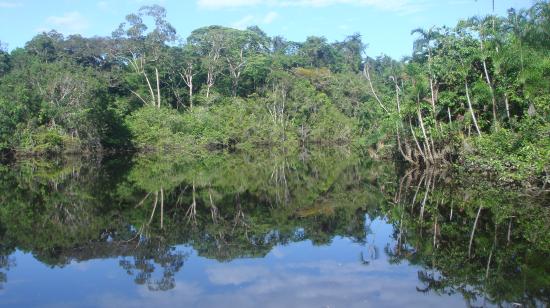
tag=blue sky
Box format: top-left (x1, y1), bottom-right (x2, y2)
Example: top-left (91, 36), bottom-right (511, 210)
top-left (0, 0), bottom-right (534, 59)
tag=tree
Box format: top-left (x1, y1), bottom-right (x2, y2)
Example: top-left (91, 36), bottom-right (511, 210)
top-left (178, 45), bottom-right (199, 108)
top-left (24, 31), bottom-right (64, 63)
top-left (0, 41), bottom-right (9, 77)
top-left (334, 33), bottom-right (365, 72)
top-left (225, 28), bottom-right (269, 97)
top-left (463, 16), bottom-right (499, 125)
top-left (411, 27), bottom-right (441, 118)
top-left (112, 5), bottom-right (177, 108)
top-left (187, 26), bottom-right (227, 99)
top-left (300, 36), bottom-right (343, 71)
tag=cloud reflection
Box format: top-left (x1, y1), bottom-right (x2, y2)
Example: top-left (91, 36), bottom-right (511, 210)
top-left (93, 259), bottom-right (466, 308)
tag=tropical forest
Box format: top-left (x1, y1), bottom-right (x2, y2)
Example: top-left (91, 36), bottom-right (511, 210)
top-left (0, 1), bottom-right (548, 307)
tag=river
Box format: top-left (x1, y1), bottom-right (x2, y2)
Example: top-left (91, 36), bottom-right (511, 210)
top-left (0, 148), bottom-right (548, 307)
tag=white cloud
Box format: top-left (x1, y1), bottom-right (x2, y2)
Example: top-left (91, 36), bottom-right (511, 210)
top-left (198, 0), bottom-right (261, 9)
top-left (206, 265), bottom-right (269, 285)
top-left (231, 11), bottom-right (279, 29)
top-left (231, 15), bottom-right (256, 29)
top-left (87, 260), bottom-right (471, 308)
top-left (133, 0), bottom-right (166, 3)
top-left (198, 0), bottom-right (428, 14)
top-left (262, 11), bottom-right (279, 24)
top-left (42, 11), bottom-right (90, 34)
top-left (0, 1), bottom-right (21, 8)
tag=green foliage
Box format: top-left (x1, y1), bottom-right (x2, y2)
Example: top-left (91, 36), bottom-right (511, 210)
top-left (126, 106), bottom-right (187, 150)
top-left (0, 148), bottom-right (376, 276)
top-left (181, 99), bottom-right (298, 148)
top-left (462, 118), bottom-right (550, 184)
top-left (0, 98), bottom-right (23, 150)
top-left (0, 149), bottom-right (547, 301)
top-left (308, 103), bottom-right (357, 144)
top-left (0, 43), bottom-right (9, 78)
top-left (15, 125), bottom-right (88, 155)
top-left (0, 53), bottom-right (111, 153)
top-left (0, 3), bottom-right (549, 303)
top-left (382, 169), bottom-right (550, 305)
top-left (18, 127), bottom-right (65, 155)
top-left (0, 2), bottom-right (547, 187)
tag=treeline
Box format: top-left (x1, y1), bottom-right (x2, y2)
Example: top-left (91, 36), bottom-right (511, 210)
top-left (370, 2), bottom-right (550, 173)
top-left (0, 2), bottom-right (548, 181)
top-left (367, 1), bottom-right (550, 184)
top-left (0, 5), bottom-right (364, 153)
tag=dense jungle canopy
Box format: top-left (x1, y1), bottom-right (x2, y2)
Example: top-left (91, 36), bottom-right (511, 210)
top-left (0, 1), bottom-right (548, 185)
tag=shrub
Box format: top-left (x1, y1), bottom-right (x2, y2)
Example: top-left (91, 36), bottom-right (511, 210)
top-left (126, 106), bottom-right (188, 150)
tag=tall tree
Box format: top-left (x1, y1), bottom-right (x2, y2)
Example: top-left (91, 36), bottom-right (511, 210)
top-left (112, 5), bottom-right (177, 108)
top-left (187, 26), bottom-right (227, 99)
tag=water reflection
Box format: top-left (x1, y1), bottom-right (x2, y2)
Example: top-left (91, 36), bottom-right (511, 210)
top-left (0, 149), bottom-right (547, 307)
top-left (384, 168), bottom-right (549, 307)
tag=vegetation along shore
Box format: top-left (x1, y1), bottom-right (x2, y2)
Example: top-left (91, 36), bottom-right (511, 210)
top-left (0, 2), bottom-right (548, 187)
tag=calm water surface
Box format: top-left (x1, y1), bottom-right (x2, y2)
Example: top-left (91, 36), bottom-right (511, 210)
top-left (0, 149), bottom-right (548, 307)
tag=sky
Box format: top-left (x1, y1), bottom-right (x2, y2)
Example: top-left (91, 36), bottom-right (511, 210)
top-left (0, 0), bottom-right (535, 59)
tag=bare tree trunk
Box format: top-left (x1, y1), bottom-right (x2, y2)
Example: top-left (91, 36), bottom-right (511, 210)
top-left (420, 173), bottom-right (431, 220)
top-left (363, 63), bottom-right (388, 113)
top-left (469, 206), bottom-right (483, 258)
top-left (485, 247), bottom-right (494, 279)
top-left (205, 67), bottom-right (215, 100)
top-left (206, 67), bottom-right (217, 99)
top-left (209, 188), bottom-right (218, 223)
top-left (429, 131), bottom-right (437, 161)
top-left (227, 49), bottom-right (246, 98)
top-left (205, 42), bottom-right (222, 100)
top-left (482, 60), bottom-right (497, 125)
top-left (395, 79), bottom-right (401, 114)
top-left (504, 93), bottom-right (511, 120)
top-left (189, 83), bottom-right (193, 107)
top-left (485, 222), bottom-right (497, 279)
top-left (465, 81), bottom-right (482, 136)
top-left (417, 108), bottom-right (434, 163)
top-left (433, 214), bottom-right (438, 248)
top-left (409, 117), bottom-right (426, 161)
top-left (479, 37), bottom-right (497, 125)
top-left (160, 187), bottom-right (164, 229)
top-left (155, 68), bottom-right (161, 108)
top-left (411, 172), bottom-right (425, 212)
top-left (429, 78), bottom-right (436, 115)
top-left (143, 71), bottom-right (156, 105)
top-left (186, 181), bottom-right (197, 224)
top-left (180, 64), bottom-right (194, 108)
top-left (427, 45), bottom-right (439, 130)
top-left (393, 77), bottom-right (415, 164)
top-left (135, 192), bottom-right (151, 208)
top-left (148, 191), bottom-right (159, 225)
top-left (397, 125), bottom-right (416, 164)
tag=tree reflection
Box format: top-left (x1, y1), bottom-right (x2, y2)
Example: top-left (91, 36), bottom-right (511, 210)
top-left (0, 150), bottom-right (547, 301)
top-left (383, 168), bottom-right (550, 306)
top-left (0, 147), bottom-right (377, 289)
top-left (119, 237), bottom-right (187, 291)
top-left (0, 254), bottom-right (14, 290)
